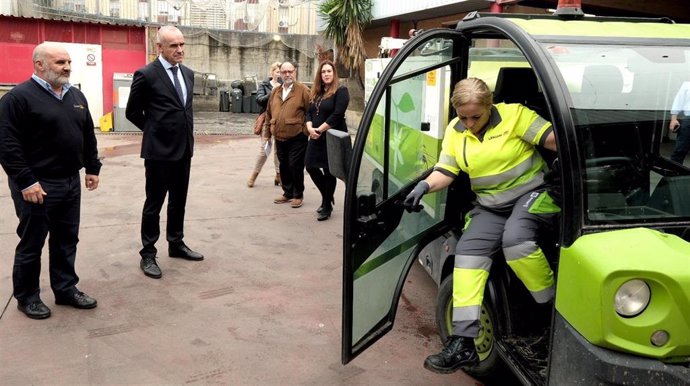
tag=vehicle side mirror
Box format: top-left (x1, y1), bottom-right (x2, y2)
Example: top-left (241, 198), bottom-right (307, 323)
top-left (326, 129), bottom-right (353, 182)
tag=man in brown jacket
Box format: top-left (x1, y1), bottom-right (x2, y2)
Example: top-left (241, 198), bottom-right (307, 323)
top-left (265, 61), bottom-right (311, 208)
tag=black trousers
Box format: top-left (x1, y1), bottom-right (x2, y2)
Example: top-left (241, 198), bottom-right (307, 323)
top-left (671, 119), bottom-right (690, 164)
top-left (9, 174), bottom-right (81, 303)
top-left (276, 134), bottom-right (308, 199)
top-left (306, 167), bottom-right (336, 208)
top-left (140, 158), bottom-right (191, 258)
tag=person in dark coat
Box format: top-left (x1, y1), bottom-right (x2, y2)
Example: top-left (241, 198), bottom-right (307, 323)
top-left (126, 25), bottom-right (203, 280)
top-left (305, 60), bottom-right (350, 221)
top-left (247, 61), bottom-right (282, 187)
top-left (0, 42), bottom-right (101, 319)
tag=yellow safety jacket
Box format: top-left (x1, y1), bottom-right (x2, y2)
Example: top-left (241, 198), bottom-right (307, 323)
top-left (435, 103), bottom-right (552, 209)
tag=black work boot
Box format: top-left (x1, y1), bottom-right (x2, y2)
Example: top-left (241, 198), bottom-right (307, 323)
top-left (424, 335), bottom-right (479, 374)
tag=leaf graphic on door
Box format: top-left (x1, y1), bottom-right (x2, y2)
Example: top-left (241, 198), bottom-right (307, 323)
top-left (391, 92), bottom-right (416, 174)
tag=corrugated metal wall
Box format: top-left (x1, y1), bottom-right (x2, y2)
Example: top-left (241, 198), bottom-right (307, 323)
top-left (0, 15), bottom-right (146, 117)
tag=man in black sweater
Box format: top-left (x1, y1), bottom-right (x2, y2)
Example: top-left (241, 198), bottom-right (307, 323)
top-left (0, 42), bottom-right (102, 320)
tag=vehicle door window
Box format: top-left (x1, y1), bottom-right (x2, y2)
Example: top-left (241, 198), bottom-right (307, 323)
top-left (357, 39), bottom-right (453, 205)
top-left (467, 40), bottom-right (530, 89)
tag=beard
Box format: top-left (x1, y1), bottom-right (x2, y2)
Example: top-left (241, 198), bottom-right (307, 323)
top-left (44, 68), bottom-right (70, 87)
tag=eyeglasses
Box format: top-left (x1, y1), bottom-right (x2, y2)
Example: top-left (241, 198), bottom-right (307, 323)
top-left (281, 70), bottom-right (295, 74)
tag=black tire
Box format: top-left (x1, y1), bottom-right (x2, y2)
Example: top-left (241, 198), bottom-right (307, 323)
top-left (436, 275), bottom-right (454, 341)
top-left (435, 274), bottom-right (509, 383)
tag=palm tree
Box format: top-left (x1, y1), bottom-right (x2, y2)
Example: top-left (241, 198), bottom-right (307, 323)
top-left (318, 0), bottom-right (373, 77)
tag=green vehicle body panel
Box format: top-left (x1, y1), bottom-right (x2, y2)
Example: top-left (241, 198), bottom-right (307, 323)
top-left (510, 18), bottom-right (690, 39)
top-left (557, 227), bottom-right (690, 361)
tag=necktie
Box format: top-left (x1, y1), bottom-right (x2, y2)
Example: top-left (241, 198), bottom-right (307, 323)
top-left (170, 66), bottom-right (185, 105)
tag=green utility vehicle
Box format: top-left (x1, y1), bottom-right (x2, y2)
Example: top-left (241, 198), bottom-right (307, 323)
top-left (336, 10), bottom-right (690, 386)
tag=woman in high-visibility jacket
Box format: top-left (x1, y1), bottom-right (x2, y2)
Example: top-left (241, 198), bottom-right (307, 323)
top-left (403, 77), bottom-right (559, 374)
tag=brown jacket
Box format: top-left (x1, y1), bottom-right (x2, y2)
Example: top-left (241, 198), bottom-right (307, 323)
top-left (265, 81), bottom-right (311, 141)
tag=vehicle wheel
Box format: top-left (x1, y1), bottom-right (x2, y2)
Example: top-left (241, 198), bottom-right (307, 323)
top-left (436, 274), bottom-right (453, 341)
top-left (435, 275), bottom-right (507, 382)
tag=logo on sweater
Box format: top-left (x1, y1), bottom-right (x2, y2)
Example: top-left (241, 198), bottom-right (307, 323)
top-left (487, 130), bottom-right (508, 140)
top-left (73, 104), bottom-right (85, 110)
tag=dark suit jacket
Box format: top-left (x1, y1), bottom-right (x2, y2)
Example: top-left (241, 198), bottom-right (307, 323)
top-left (126, 59), bottom-right (194, 161)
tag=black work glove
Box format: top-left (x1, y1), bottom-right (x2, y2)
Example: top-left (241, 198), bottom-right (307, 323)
top-left (403, 181), bottom-right (430, 212)
top-left (544, 158), bottom-right (562, 207)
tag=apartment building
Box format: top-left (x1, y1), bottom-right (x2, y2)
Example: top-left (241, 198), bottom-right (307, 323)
top-left (3, 0), bottom-right (318, 34)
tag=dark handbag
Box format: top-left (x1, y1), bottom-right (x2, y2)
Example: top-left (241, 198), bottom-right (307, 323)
top-left (253, 112), bottom-right (266, 135)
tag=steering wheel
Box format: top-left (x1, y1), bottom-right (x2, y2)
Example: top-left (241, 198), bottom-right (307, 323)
top-left (586, 156), bottom-right (639, 167)
top-left (585, 156), bottom-right (644, 202)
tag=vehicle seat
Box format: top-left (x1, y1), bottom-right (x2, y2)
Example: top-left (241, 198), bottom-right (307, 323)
top-left (494, 67), bottom-right (555, 165)
top-left (493, 67), bottom-right (547, 118)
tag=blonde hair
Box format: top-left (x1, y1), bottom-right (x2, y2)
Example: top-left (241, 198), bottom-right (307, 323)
top-left (450, 77), bottom-right (493, 110)
top-left (270, 61), bottom-right (281, 73)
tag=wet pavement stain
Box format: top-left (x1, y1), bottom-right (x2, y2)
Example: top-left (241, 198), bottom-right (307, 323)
top-left (198, 286), bottom-right (235, 300)
top-left (98, 134), bottom-right (246, 159)
top-left (100, 143), bottom-right (141, 158)
top-left (96, 111), bottom-right (258, 158)
top-left (88, 323), bottom-right (138, 338)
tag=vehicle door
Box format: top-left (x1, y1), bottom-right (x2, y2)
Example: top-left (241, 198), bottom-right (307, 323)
top-left (341, 29), bottom-right (467, 363)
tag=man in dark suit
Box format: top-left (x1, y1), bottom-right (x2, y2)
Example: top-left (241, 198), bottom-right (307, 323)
top-left (0, 42), bottom-right (101, 319)
top-left (126, 25), bottom-right (203, 280)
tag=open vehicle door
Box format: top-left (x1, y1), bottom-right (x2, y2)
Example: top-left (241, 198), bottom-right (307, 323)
top-left (341, 29), bottom-right (468, 363)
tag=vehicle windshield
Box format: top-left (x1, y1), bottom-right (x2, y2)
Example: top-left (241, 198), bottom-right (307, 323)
top-left (545, 43), bottom-right (690, 225)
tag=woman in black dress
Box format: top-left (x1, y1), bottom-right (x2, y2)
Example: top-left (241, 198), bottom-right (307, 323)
top-left (305, 60), bottom-right (350, 221)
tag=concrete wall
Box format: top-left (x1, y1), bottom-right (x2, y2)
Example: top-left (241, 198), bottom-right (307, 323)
top-left (159, 27), bottom-right (325, 90)
top-left (141, 27), bottom-right (328, 111)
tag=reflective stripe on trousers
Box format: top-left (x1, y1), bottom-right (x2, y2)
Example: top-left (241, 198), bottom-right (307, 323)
top-left (451, 255), bottom-right (491, 338)
top-left (504, 242), bottom-right (555, 303)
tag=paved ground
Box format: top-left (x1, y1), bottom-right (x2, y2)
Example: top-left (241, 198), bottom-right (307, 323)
top-left (0, 112), bottom-right (481, 385)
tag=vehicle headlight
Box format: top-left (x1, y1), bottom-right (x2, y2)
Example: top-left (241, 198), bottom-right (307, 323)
top-left (614, 279), bottom-right (650, 317)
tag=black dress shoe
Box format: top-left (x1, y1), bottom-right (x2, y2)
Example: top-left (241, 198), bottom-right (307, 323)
top-left (17, 300), bottom-right (51, 319)
top-left (317, 208), bottom-right (332, 221)
top-left (316, 197), bottom-right (335, 214)
top-left (56, 291), bottom-right (98, 309)
top-left (424, 335), bottom-right (479, 374)
top-left (141, 256), bottom-right (162, 278)
top-left (169, 244), bottom-right (204, 261)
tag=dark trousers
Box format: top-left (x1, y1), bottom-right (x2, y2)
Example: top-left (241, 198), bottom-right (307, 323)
top-left (306, 167), bottom-right (336, 209)
top-left (276, 134), bottom-right (307, 199)
top-left (671, 119), bottom-right (690, 164)
top-left (140, 158), bottom-right (191, 258)
top-left (9, 174), bottom-right (81, 303)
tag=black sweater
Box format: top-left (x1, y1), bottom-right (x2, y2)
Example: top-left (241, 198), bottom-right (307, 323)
top-left (255, 77), bottom-right (274, 112)
top-left (0, 79), bottom-right (101, 189)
